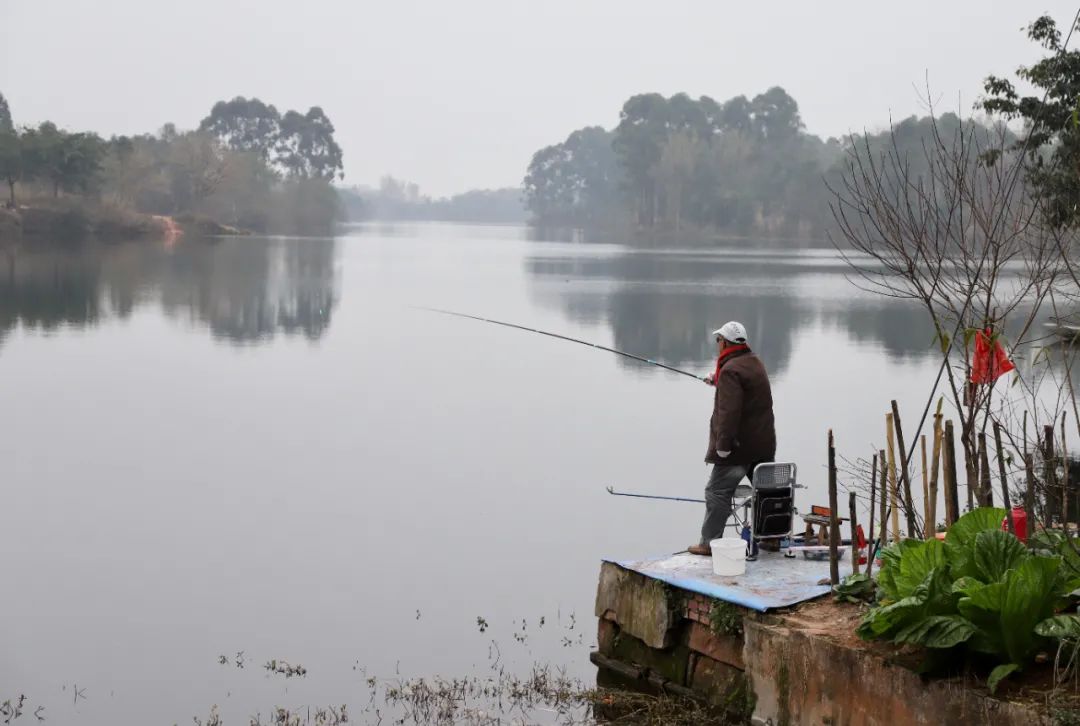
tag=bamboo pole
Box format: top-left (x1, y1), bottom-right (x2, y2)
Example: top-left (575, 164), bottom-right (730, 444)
top-left (867, 453), bottom-right (877, 577)
top-left (978, 432), bottom-right (994, 508)
top-left (921, 434), bottom-right (929, 539)
top-left (929, 414), bottom-right (942, 535)
top-left (879, 449), bottom-right (888, 547)
top-left (994, 421), bottom-right (1014, 535)
top-left (828, 430), bottom-right (840, 586)
top-left (850, 491), bottom-right (860, 576)
top-left (886, 413), bottom-right (900, 541)
top-left (944, 420), bottom-right (960, 526)
top-left (891, 401), bottom-right (917, 537)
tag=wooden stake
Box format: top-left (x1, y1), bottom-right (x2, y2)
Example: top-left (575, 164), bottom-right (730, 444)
top-left (868, 453), bottom-right (877, 577)
top-left (891, 401), bottom-right (917, 537)
top-left (849, 491), bottom-right (860, 576)
top-left (1045, 425), bottom-right (1057, 526)
top-left (1025, 452), bottom-right (1036, 531)
top-left (943, 420), bottom-right (960, 526)
top-left (1023, 410), bottom-right (1029, 463)
top-left (828, 430), bottom-right (840, 586)
top-left (978, 432), bottom-right (994, 508)
top-left (994, 421), bottom-right (1014, 535)
top-left (929, 414), bottom-right (943, 535)
top-left (1063, 415), bottom-right (1071, 533)
top-left (921, 434), bottom-right (929, 539)
top-left (886, 413), bottom-right (901, 541)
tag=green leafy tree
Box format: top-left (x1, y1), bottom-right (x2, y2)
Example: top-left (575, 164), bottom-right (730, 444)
top-left (0, 93), bottom-right (19, 207)
top-left (982, 14), bottom-right (1080, 227)
top-left (654, 129), bottom-right (706, 231)
top-left (198, 97), bottom-right (281, 158)
top-left (613, 93), bottom-right (673, 225)
top-left (599, 88), bottom-right (834, 235)
top-left (0, 92), bottom-right (12, 134)
top-left (276, 107), bottom-right (344, 180)
top-left (523, 126), bottom-right (620, 224)
top-left (0, 130), bottom-right (21, 207)
top-left (22, 122), bottom-right (105, 197)
top-left (749, 86), bottom-right (803, 140)
top-left (164, 131), bottom-right (229, 211)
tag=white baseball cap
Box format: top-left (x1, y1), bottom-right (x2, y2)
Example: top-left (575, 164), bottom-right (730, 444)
top-left (712, 321), bottom-right (747, 344)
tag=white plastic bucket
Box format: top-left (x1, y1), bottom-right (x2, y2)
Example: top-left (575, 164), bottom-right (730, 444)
top-left (709, 537), bottom-right (747, 576)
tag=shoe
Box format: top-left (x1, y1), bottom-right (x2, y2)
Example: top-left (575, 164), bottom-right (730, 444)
top-left (687, 543), bottom-right (711, 556)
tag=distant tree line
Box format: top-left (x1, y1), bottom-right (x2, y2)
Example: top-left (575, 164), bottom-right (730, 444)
top-left (522, 88), bottom-right (1017, 239)
top-left (0, 94), bottom-right (346, 236)
top-left (340, 175), bottom-right (527, 224)
top-left (524, 88), bottom-right (841, 237)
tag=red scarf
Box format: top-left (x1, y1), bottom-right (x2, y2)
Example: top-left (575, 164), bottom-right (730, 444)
top-left (713, 344), bottom-right (750, 382)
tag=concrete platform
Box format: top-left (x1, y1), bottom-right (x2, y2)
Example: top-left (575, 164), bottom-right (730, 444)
top-left (593, 560), bottom-right (1051, 725)
top-left (606, 549), bottom-right (853, 612)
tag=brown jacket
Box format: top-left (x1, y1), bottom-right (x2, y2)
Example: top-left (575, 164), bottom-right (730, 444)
top-left (706, 348), bottom-right (776, 467)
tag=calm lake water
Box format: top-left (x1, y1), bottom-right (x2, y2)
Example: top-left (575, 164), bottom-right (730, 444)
top-left (1, 222), bottom-right (950, 723)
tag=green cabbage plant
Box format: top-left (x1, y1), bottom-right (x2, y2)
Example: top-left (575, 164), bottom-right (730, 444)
top-left (857, 507), bottom-right (1080, 693)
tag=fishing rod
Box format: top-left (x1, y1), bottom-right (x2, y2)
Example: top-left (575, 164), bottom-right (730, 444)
top-left (607, 486), bottom-right (754, 531)
top-left (606, 485), bottom-right (705, 504)
top-left (415, 307), bottom-right (707, 382)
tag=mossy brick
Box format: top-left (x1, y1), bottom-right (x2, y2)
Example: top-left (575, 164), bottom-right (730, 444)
top-left (686, 621), bottom-right (745, 670)
top-left (688, 653), bottom-right (750, 707)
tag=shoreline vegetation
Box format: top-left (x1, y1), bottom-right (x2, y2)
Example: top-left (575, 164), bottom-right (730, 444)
top-left (0, 203), bottom-right (247, 245)
top-left (519, 89), bottom-right (1016, 243)
top-left (0, 86), bottom-right (1019, 247)
top-left (0, 94), bottom-right (345, 244)
top-left (337, 93), bottom-right (1019, 244)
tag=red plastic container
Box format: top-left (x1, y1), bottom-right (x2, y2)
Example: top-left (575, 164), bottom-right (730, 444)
top-left (1002, 506), bottom-right (1028, 543)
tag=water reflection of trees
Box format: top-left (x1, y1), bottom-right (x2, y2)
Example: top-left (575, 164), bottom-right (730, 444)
top-left (0, 237), bottom-right (338, 345)
top-left (525, 249), bottom-right (937, 377)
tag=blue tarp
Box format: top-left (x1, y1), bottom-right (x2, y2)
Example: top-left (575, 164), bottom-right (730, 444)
top-left (606, 550), bottom-right (854, 612)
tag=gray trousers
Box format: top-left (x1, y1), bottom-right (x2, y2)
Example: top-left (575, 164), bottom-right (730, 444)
top-left (700, 463), bottom-right (749, 545)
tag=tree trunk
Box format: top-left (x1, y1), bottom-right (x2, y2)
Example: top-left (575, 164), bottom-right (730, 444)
top-left (6, 178), bottom-right (13, 208)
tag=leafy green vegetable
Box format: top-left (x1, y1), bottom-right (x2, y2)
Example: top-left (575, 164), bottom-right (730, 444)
top-left (893, 615), bottom-right (975, 648)
top-left (945, 507), bottom-right (1006, 580)
top-left (858, 507), bottom-right (1080, 691)
top-left (950, 576), bottom-right (984, 596)
top-left (1035, 614), bottom-right (1080, 639)
top-left (988, 663), bottom-right (1020, 694)
top-left (972, 529), bottom-right (1028, 583)
top-left (894, 539), bottom-right (948, 598)
top-left (958, 582), bottom-right (1007, 656)
top-left (1000, 556), bottom-right (1061, 664)
top-left (858, 568), bottom-right (956, 640)
top-left (877, 539), bottom-right (924, 602)
top-left (833, 572), bottom-right (875, 603)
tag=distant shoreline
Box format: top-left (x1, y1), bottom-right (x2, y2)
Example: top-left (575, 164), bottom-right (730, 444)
top-left (0, 204), bottom-right (248, 245)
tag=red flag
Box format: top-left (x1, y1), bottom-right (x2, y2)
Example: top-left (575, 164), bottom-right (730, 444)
top-left (970, 328), bottom-right (1014, 384)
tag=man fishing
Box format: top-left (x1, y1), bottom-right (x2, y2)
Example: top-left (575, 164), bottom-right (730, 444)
top-left (687, 321), bottom-right (776, 556)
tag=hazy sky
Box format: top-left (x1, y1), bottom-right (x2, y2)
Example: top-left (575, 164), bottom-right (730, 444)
top-left (2, 1), bottom-right (1077, 196)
